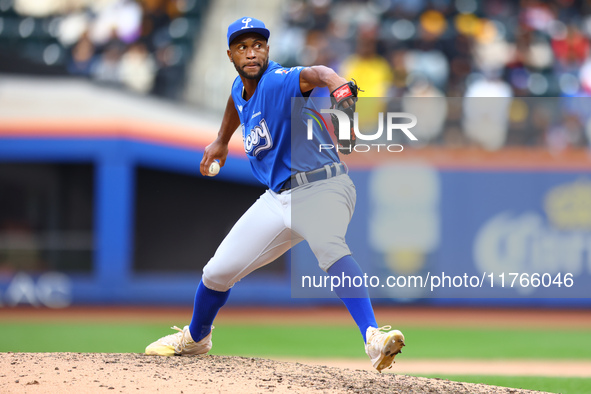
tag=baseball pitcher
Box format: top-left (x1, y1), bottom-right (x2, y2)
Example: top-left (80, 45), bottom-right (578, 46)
top-left (145, 17), bottom-right (405, 372)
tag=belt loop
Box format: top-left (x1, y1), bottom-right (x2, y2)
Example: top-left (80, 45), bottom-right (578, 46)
top-left (296, 172), bottom-right (309, 186)
top-left (303, 172), bottom-right (310, 184)
top-left (324, 164), bottom-right (331, 179)
top-left (334, 162), bottom-right (341, 176)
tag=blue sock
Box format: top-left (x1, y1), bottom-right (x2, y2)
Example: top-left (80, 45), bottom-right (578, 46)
top-left (188, 280), bottom-right (230, 342)
top-left (327, 255), bottom-right (378, 342)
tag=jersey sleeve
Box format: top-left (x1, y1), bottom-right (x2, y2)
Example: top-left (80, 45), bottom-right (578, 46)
top-left (283, 66), bottom-right (305, 98)
top-left (230, 76), bottom-right (246, 124)
top-left (271, 66), bottom-right (304, 102)
top-left (230, 76), bottom-right (241, 108)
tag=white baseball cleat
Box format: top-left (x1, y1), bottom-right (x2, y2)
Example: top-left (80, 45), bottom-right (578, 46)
top-left (365, 325), bottom-right (405, 372)
top-left (145, 325), bottom-right (212, 356)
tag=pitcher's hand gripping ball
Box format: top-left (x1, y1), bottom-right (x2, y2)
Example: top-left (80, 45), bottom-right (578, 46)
top-left (208, 161), bottom-right (220, 176)
top-left (330, 80), bottom-right (362, 155)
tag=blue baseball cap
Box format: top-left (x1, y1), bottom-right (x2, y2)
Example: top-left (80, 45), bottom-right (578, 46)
top-left (227, 17), bottom-right (270, 47)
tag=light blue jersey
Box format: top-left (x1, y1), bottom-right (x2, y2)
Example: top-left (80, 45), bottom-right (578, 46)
top-left (231, 61), bottom-right (340, 192)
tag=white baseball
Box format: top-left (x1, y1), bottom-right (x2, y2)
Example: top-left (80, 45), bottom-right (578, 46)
top-left (208, 161), bottom-right (220, 176)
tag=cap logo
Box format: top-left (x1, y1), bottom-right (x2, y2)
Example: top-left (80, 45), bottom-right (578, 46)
top-left (241, 18), bottom-right (252, 29)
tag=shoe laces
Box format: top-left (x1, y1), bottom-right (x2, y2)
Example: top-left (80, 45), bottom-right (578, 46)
top-left (156, 326), bottom-right (193, 352)
top-left (171, 326), bottom-right (183, 332)
top-left (172, 326), bottom-right (195, 353)
top-left (369, 325), bottom-right (391, 339)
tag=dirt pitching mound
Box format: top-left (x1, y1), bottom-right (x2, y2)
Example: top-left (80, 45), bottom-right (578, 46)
top-left (1, 352), bottom-right (547, 394)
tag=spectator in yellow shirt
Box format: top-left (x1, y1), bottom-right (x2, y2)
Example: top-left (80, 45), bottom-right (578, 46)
top-left (340, 27), bottom-right (393, 133)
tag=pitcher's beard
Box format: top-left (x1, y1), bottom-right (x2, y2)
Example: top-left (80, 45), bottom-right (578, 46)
top-left (235, 58), bottom-right (269, 80)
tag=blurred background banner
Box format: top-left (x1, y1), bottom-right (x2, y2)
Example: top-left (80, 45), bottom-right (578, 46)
top-left (1, 0), bottom-right (591, 307)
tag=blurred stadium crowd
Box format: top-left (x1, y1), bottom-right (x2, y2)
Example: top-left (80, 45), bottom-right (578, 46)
top-left (1, 0), bottom-right (591, 150)
top-left (276, 0), bottom-right (591, 98)
top-left (274, 0), bottom-right (591, 150)
top-left (0, 0), bottom-right (206, 99)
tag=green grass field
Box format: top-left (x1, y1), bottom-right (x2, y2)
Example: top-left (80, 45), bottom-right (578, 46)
top-left (1, 322), bottom-right (589, 393)
top-left (419, 375), bottom-right (590, 394)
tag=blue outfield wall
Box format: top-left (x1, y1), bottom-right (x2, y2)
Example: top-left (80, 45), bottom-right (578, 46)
top-left (1, 137), bottom-right (590, 307)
